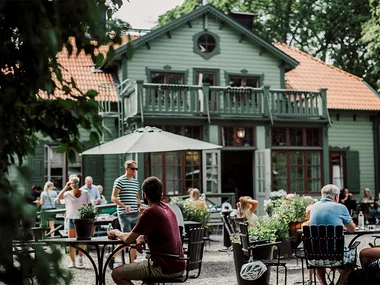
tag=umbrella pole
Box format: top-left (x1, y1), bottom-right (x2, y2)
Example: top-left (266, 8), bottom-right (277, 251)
top-left (148, 153), bottom-right (151, 177)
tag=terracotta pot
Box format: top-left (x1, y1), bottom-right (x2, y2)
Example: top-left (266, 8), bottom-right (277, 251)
top-left (74, 219), bottom-right (94, 240)
top-left (232, 242), bottom-right (273, 285)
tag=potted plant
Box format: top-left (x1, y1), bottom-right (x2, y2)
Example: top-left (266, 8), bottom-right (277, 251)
top-left (170, 198), bottom-right (210, 237)
top-left (74, 204), bottom-right (100, 240)
top-left (231, 216), bottom-right (287, 285)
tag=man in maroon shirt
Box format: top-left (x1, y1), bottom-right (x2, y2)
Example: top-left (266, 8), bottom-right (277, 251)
top-left (110, 176), bottom-right (185, 285)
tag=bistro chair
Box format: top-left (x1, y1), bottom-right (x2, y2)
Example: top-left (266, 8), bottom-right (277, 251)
top-left (142, 227), bottom-right (205, 284)
top-left (238, 222), bottom-right (287, 285)
top-left (302, 225), bottom-right (360, 285)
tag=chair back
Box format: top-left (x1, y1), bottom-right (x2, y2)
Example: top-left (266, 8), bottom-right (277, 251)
top-left (302, 225), bottom-right (344, 262)
top-left (187, 227), bottom-right (205, 274)
top-left (238, 222), bottom-right (250, 256)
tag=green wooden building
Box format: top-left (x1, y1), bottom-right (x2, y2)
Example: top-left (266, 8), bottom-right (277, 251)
top-left (19, 4), bottom-right (380, 211)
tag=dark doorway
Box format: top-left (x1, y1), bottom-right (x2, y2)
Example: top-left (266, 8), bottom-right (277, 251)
top-left (221, 150), bottom-right (254, 200)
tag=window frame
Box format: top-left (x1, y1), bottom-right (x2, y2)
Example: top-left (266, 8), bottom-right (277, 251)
top-left (145, 125), bottom-right (203, 196)
top-left (193, 31), bottom-right (220, 60)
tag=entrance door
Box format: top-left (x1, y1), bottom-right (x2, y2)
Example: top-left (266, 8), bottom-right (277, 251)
top-left (221, 150), bottom-right (254, 200)
top-left (255, 149), bottom-right (271, 215)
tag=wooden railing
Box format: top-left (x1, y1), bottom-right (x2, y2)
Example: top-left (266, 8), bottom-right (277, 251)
top-left (120, 81), bottom-right (327, 121)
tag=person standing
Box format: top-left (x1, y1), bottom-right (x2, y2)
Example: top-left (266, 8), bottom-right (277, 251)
top-left (110, 160), bottom-right (141, 269)
top-left (309, 184), bottom-right (356, 285)
top-left (57, 174), bottom-right (92, 269)
top-left (80, 176), bottom-right (101, 205)
top-left (109, 176), bottom-right (185, 284)
top-left (40, 181), bottom-right (58, 237)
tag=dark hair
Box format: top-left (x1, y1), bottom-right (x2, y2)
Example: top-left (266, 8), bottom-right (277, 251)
top-left (142, 176), bottom-right (163, 203)
top-left (32, 185), bottom-right (42, 191)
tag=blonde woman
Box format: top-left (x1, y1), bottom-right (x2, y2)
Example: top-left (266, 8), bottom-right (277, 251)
top-left (58, 174), bottom-right (92, 269)
top-left (188, 188), bottom-right (207, 210)
top-left (40, 181), bottom-right (58, 237)
top-left (360, 188), bottom-right (374, 224)
top-left (236, 196), bottom-right (258, 225)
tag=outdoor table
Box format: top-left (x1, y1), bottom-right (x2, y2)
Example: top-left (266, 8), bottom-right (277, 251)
top-left (43, 236), bottom-right (130, 285)
top-left (345, 226), bottom-right (380, 247)
top-left (94, 214), bottom-right (117, 226)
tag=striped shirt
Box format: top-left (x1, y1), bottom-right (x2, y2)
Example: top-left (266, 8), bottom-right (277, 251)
top-left (113, 175), bottom-right (140, 214)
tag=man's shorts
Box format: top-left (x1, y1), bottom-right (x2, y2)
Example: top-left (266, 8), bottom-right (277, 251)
top-left (308, 248), bottom-right (357, 267)
top-left (122, 259), bottom-right (184, 280)
top-left (118, 212), bottom-right (139, 232)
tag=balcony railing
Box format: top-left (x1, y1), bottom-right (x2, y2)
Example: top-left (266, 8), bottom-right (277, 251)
top-left (120, 80), bottom-right (328, 122)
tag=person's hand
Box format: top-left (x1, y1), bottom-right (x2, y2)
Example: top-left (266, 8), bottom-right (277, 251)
top-left (124, 205), bottom-right (131, 212)
top-left (348, 193), bottom-right (352, 197)
top-left (65, 181), bottom-right (72, 189)
top-left (109, 229), bottom-right (121, 240)
top-left (94, 199), bottom-right (100, 205)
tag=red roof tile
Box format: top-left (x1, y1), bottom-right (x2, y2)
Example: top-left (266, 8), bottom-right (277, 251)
top-left (40, 35), bottom-right (137, 102)
top-left (274, 43), bottom-right (380, 111)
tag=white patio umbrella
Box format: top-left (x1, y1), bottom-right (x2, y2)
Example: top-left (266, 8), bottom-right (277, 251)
top-left (81, 126), bottom-right (222, 155)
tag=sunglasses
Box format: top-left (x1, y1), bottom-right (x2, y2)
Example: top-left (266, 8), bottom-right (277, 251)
top-left (129, 167), bottom-right (138, 171)
top-left (72, 181), bottom-right (80, 186)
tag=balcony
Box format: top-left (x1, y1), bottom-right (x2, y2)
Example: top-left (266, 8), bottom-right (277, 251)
top-left (119, 80), bottom-right (328, 122)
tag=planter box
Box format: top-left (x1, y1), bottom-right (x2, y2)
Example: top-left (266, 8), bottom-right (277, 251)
top-left (232, 242), bottom-right (273, 285)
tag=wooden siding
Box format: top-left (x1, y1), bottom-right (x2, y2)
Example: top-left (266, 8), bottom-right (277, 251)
top-left (125, 14), bottom-right (282, 88)
top-left (328, 111), bottom-right (375, 194)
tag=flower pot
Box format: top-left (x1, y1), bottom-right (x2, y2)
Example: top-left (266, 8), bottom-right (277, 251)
top-left (273, 238), bottom-right (292, 258)
top-left (74, 219), bottom-right (94, 240)
top-left (232, 242), bottom-right (273, 285)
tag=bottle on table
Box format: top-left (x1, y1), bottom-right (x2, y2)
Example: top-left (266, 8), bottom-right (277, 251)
top-left (107, 223), bottom-right (113, 235)
top-left (358, 211), bottom-right (365, 230)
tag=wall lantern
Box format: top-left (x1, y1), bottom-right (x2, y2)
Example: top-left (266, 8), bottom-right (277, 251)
top-left (236, 128), bottom-right (245, 139)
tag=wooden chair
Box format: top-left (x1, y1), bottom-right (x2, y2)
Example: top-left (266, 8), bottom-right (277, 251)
top-left (238, 222), bottom-right (287, 285)
top-left (142, 227), bottom-right (205, 284)
top-left (302, 225), bottom-right (360, 285)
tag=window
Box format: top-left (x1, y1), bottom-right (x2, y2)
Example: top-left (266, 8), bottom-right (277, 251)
top-left (197, 34), bottom-right (216, 54)
top-left (193, 31), bottom-right (220, 59)
top-left (271, 127), bottom-right (322, 193)
top-left (222, 126), bottom-right (254, 147)
top-left (150, 72), bottom-right (184, 84)
top-left (148, 126), bottom-right (202, 195)
top-left (272, 127), bottom-right (321, 147)
top-left (44, 145), bottom-right (82, 190)
top-left (272, 151), bottom-right (322, 193)
top-left (228, 76), bottom-right (260, 88)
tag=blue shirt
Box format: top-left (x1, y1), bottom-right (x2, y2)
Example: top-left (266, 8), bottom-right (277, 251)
top-left (309, 198), bottom-right (352, 226)
top-left (80, 184), bottom-right (100, 201)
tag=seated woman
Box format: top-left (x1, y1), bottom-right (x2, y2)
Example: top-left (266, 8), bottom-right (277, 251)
top-left (236, 196), bottom-right (258, 226)
top-left (188, 188), bottom-right (207, 210)
top-left (360, 188), bottom-right (374, 224)
top-left (339, 188), bottom-right (355, 216)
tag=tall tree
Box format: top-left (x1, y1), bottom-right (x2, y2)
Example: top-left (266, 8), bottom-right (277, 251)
top-left (158, 0), bottom-right (377, 90)
top-left (361, 0), bottom-right (380, 91)
top-left (0, 0), bottom-right (127, 283)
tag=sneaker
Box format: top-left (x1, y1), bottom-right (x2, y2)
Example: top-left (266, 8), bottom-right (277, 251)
top-left (108, 257), bottom-right (115, 270)
top-left (77, 255), bottom-right (84, 268)
top-left (68, 261), bottom-right (75, 268)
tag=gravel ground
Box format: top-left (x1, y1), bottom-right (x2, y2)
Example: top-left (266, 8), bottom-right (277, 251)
top-left (2, 233), bottom-right (375, 285)
top-left (62, 233), bottom-right (376, 285)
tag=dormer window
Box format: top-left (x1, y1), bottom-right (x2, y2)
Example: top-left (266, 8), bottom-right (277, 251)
top-left (193, 31), bottom-right (220, 60)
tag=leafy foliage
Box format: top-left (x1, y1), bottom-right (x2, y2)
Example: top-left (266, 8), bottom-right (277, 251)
top-left (0, 0), bottom-right (128, 283)
top-left (249, 216), bottom-right (287, 243)
top-left (171, 197), bottom-right (210, 227)
top-left (78, 204), bottom-right (100, 220)
top-left (157, 0), bottom-right (378, 91)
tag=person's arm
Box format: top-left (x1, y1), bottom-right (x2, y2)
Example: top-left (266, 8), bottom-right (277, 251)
top-left (57, 181), bottom-right (71, 200)
top-left (136, 192), bottom-right (141, 207)
top-left (239, 197), bottom-right (258, 213)
top-left (39, 193), bottom-right (45, 205)
top-left (110, 229), bottom-right (139, 244)
top-left (345, 220), bottom-right (356, 233)
top-left (111, 187), bottom-right (131, 212)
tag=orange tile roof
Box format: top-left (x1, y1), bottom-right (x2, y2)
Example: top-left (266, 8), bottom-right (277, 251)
top-left (40, 35), bottom-right (137, 102)
top-left (274, 43), bottom-right (380, 111)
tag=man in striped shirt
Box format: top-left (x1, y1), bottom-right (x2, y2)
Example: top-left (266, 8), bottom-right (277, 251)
top-left (110, 160), bottom-right (141, 268)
